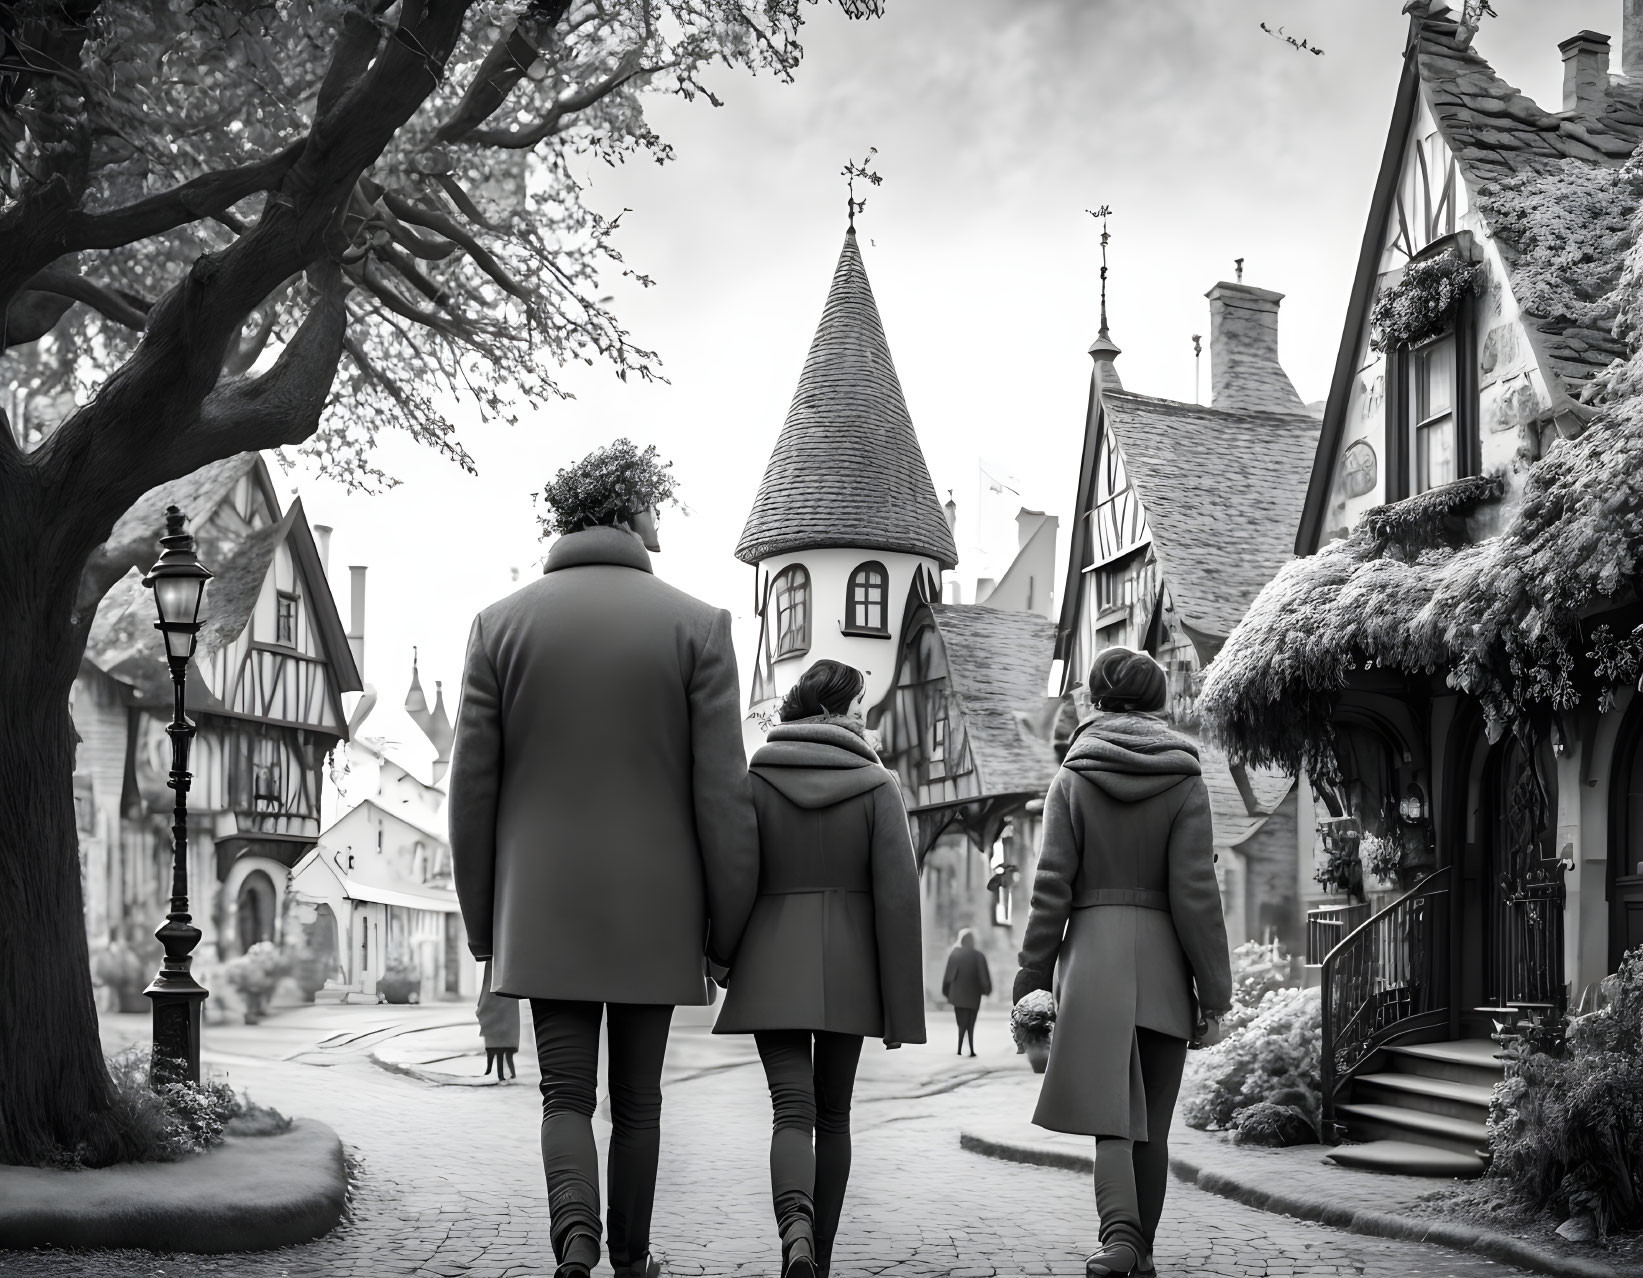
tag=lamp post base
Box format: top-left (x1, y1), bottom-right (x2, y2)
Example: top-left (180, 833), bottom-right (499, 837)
top-left (146, 968), bottom-right (208, 1087)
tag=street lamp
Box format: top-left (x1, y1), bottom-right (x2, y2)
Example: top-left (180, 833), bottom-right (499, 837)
top-left (142, 505), bottom-right (214, 1086)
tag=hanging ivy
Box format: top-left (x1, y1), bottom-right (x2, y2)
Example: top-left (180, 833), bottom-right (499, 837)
top-left (1368, 248), bottom-right (1485, 352)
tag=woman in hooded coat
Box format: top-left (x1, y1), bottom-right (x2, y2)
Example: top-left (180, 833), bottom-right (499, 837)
top-left (1013, 647), bottom-right (1232, 1278)
top-left (715, 659), bottom-right (925, 1278)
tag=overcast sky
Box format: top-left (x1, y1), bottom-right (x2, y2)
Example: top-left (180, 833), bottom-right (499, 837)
top-left (277, 0), bottom-right (1622, 775)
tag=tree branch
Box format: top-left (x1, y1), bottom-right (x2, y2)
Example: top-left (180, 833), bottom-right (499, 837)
top-left (3, 289), bottom-right (77, 349)
top-left (61, 141), bottom-right (306, 252)
top-left (433, 0), bottom-right (573, 143)
top-left (23, 266), bottom-right (150, 330)
top-left (466, 46), bottom-right (647, 149)
top-left (160, 263), bottom-right (351, 474)
top-left (382, 192), bottom-right (529, 301)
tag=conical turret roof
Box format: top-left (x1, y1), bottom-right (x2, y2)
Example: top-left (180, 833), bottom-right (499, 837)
top-left (736, 228), bottom-right (958, 569)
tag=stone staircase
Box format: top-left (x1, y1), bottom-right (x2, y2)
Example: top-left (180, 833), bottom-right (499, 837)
top-left (1326, 1038), bottom-right (1504, 1177)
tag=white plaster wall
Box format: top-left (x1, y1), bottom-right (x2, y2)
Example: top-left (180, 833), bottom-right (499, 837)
top-left (743, 547), bottom-right (937, 736)
top-left (1573, 688), bottom-right (1634, 993)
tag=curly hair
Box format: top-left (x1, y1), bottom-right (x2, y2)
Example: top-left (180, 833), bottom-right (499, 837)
top-left (537, 439), bottom-right (678, 538)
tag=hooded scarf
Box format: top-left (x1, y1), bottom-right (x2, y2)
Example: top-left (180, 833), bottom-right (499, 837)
top-left (1061, 710), bottom-right (1201, 803)
top-left (749, 716), bottom-right (891, 809)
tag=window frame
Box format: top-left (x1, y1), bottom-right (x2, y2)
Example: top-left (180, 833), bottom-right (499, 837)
top-left (771, 565), bottom-right (811, 661)
top-left (275, 591), bottom-right (300, 647)
top-left (842, 560), bottom-right (891, 637)
top-left (1385, 248), bottom-right (1479, 502)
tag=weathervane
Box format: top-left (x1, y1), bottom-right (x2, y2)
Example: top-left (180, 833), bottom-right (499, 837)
top-left (843, 148), bottom-right (881, 228)
top-left (1192, 333), bottom-right (1203, 404)
top-left (1086, 204), bottom-right (1113, 340)
top-left (1235, 256), bottom-right (1245, 283)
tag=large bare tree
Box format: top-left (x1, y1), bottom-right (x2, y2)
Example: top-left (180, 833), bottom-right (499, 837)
top-left (0, 0), bottom-right (881, 1167)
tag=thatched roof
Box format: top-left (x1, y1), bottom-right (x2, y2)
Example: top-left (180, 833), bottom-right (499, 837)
top-left (736, 227), bottom-right (958, 569)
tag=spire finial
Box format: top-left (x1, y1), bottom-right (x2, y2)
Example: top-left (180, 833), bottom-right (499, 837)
top-left (842, 148), bottom-right (881, 229)
top-left (1192, 334), bottom-right (1203, 404)
top-left (1235, 256), bottom-right (1245, 283)
top-left (1086, 205), bottom-right (1114, 340)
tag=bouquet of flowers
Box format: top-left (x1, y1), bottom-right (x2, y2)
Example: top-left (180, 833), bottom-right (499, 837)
top-left (1009, 989), bottom-right (1057, 1050)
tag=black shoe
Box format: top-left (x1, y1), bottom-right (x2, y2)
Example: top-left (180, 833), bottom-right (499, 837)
top-left (1086, 1241), bottom-right (1140, 1277)
top-left (1135, 1253), bottom-right (1156, 1276)
top-left (553, 1264), bottom-right (592, 1278)
top-left (612, 1255), bottom-right (661, 1278)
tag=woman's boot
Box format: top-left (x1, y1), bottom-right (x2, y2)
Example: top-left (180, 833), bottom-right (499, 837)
top-left (781, 1218), bottom-right (817, 1278)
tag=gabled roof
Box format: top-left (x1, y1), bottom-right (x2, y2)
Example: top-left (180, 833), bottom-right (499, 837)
top-left (1102, 390), bottom-right (1319, 638)
top-left (1297, 3), bottom-right (1643, 551)
top-left (106, 453), bottom-right (262, 552)
top-left (929, 602), bottom-right (1060, 798)
top-left (736, 227), bottom-right (959, 569)
top-left (85, 460), bottom-right (362, 705)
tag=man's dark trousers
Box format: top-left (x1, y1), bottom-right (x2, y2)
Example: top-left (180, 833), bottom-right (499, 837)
top-left (532, 999), bottom-right (675, 1270)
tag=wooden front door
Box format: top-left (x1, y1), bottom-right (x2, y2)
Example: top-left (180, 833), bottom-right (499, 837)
top-left (1610, 705), bottom-right (1643, 971)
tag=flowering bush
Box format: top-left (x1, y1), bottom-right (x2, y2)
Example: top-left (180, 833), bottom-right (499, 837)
top-left (1181, 986), bottom-right (1322, 1145)
top-left (537, 438), bottom-right (678, 537)
top-left (1009, 989), bottom-right (1056, 1048)
top-left (1227, 940), bottom-right (1294, 1030)
top-left (1488, 948), bottom-right (1643, 1236)
top-left (1368, 248), bottom-right (1484, 352)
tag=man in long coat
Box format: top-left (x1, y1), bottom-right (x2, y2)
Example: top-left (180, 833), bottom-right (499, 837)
top-left (448, 502), bottom-right (759, 1278)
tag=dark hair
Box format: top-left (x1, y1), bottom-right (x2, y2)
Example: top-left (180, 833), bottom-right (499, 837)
top-left (1087, 646), bottom-right (1167, 713)
top-left (778, 659), bottom-right (866, 722)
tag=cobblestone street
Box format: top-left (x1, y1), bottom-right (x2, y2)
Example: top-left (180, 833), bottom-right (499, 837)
top-left (0, 1007), bottom-right (1535, 1278)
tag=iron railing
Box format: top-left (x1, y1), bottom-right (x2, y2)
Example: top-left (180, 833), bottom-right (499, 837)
top-left (1306, 901), bottom-right (1372, 966)
top-left (1491, 878), bottom-right (1566, 1010)
top-left (1320, 866), bottom-right (1452, 1133)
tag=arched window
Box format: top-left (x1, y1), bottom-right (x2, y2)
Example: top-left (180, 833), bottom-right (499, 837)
top-left (844, 561), bottom-right (890, 636)
top-left (772, 565), bottom-right (810, 660)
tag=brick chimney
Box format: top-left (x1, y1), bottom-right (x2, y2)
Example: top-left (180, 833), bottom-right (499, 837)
top-left (1561, 30), bottom-right (1611, 113)
top-left (1204, 281), bottom-right (1306, 416)
top-left (1628, 1), bottom-right (1643, 79)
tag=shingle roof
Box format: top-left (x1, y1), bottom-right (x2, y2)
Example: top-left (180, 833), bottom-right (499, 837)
top-left (1196, 738), bottom-right (1292, 851)
top-left (85, 512), bottom-right (289, 703)
top-left (930, 603), bottom-right (1060, 798)
top-left (736, 228), bottom-right (959, 569)
top-left (107, 453), bottom-right (259, 552)
top-left (1413, 5), bottom-right (1643, 399)
top-left (1103, 390), bottom-right (1319, 639)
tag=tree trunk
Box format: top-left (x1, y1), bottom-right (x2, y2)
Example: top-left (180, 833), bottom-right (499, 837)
top-left (0, 494), bottom-right (136, 1167)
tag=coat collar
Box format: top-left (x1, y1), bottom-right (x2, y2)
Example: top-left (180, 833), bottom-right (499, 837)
top-left (545, 526), bottom-right (653, 575)
top-left (764, 719), bottom-right (879, 762)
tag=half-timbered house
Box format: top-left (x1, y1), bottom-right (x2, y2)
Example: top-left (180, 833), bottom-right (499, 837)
top-left (1051, 281), bottom-right (1320, 957)
top-left (1202, 1), bottom-right (1643, 1176)
top-left (76, 453), bottom-right (361, 981)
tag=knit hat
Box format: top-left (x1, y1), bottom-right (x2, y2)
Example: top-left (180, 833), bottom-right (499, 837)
top-left (1087, 646), bottom-right (1167, 713)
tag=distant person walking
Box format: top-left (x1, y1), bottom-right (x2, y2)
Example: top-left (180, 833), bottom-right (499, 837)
top-left (449, 442), bottom-right (760, 1278)
top-left (941, 929), bottom-right (991, 1056)
top-left (476, 960), bottom-right (520, 1081)
top-left (715, 660), bottom-right (926, 1278)
top-left (1013, 647), bottom-right (1231, 1278)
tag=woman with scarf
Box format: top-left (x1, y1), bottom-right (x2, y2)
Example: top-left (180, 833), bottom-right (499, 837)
top-left (715, 659), bottom-right (926, 1278)
top-left (1013, 646), bottom-right (1232, 1278)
